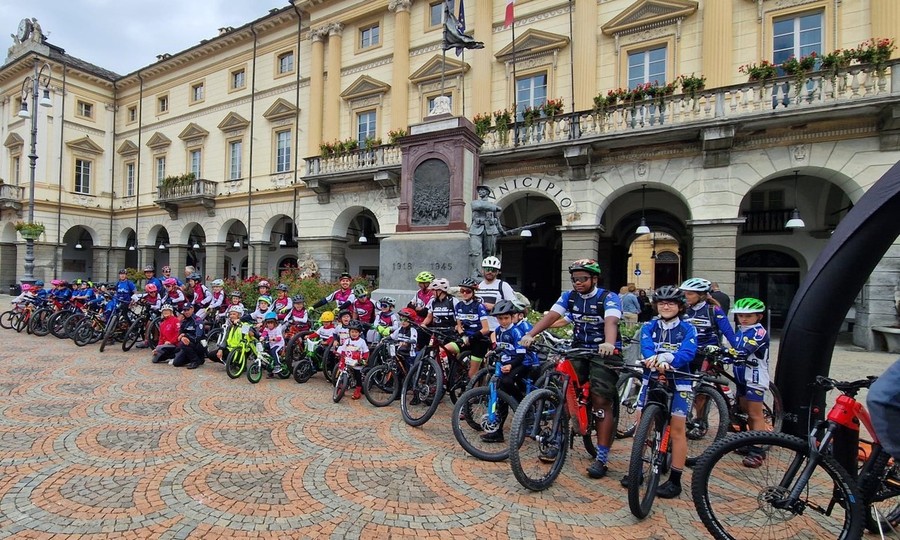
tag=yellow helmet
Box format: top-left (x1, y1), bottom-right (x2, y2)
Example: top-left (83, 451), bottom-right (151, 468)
top-left (319, 311), bottom-right (335, 323)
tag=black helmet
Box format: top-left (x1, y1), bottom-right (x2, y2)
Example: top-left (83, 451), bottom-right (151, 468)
top-left (292, 294), bottom-right (305, 303)
top-left (188, 272), bottom-right (202, 281)
top-left (490, 299), bottom-right (518, 316)
top-left (338, 309), bottom-right (352, 319)
top-left (652, 285), bottom-right (684, 304)
top-left (339, 272), bottom-right (352, 280)
top-left (458, 277), bottom-right (479, 289)
top-left (347, 320), bottom-right (364, 331)
top-left (276, 283), bottom-right (289, 291)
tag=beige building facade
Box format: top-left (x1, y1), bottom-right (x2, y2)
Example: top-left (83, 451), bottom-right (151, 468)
top-left (1, 0), bottom-right (900, 349)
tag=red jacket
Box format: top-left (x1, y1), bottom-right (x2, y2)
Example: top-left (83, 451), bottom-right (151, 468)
top-left (159, 316), bottom-right (181, 345)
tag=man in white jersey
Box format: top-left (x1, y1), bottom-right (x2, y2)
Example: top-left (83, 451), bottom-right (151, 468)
top-left (477, 256), bottom-right (516, 330)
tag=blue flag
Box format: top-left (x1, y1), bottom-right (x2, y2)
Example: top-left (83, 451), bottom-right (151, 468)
top-left (456, 0), bottom-right (466, 56)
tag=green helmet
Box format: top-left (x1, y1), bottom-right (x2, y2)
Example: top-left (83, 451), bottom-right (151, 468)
top-left (733, 297), bottom-right (766, 314)
top-left (415, 271), bottom-right (435, 283)
top-left (568, 258), bottom-right (601, 276)
top-left (353, 284), bottom-right (368, 297)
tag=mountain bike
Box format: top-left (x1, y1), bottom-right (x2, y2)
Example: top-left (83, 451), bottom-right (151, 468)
top-left (399, 326), bottom-right (468, 427)
top-left (28, 298), bottom-right (63, 336)
top-left (48, 300), bottom-right (84, 339)
top-left (122, 302), bottom-right (157, 351)
top-left (691, 375), bottom-right (899, 539)
top-left (507, 343), bottom-right (623, 491)
top-left (99, 300), bottom-right (135, 352)
top-left (290, 329), bottom-right (339, 384)
top-left (362, 338), bottom-right (411, 406)
top-left (72, 308), bottom-right (107, 346)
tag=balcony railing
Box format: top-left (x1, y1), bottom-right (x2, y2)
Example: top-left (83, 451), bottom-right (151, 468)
top-left (0, 184), bottom-right (24, 214)
top-left (156, 178), bottom-right (218, 201)
top-left (481, 62), bottom-right (897, 151)
top-left (741, 209), bottom-right (794, 234)
top-left (305, 144), bottom-right (402, 176)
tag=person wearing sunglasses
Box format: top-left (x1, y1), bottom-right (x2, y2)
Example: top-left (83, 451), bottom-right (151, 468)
top-left (520, 258), bottom-right (623, 480)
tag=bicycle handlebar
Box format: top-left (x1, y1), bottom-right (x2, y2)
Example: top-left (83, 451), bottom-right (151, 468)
top-left (813, 375), bottom-right (878, 393)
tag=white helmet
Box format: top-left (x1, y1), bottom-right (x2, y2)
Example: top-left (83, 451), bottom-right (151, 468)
top-left (429, 278), bottom-right (450, 292)
top-left (211, 279), bottom-right (224, 287)
top-left (679, 277), bottom-right (711, 293)
top-left (481, 256), bottom-right (501, 270)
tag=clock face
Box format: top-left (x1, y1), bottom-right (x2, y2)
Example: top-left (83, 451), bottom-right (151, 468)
top-left (17, 19), bottom-right (32, 41)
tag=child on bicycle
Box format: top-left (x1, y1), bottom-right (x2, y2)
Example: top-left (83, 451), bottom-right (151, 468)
top-left (11, 283), bottom-right (36, 308)
top-left (630, 285), bottom-right (698, 499)
top-left (228, 290), bottom-right (245, 315)
top-left (391, 307), bottom-right (419, 369)
top-left (353, 285), bottom-right (376, 327)
top-left (731, 297), bottom-right (771, 468)
top-left (482, 300), bottom-right (541, 443)
top-left (337, 320), bottom-right (369, 400)
top-left (334, 309), bottom-right (353, 343)
top-left (207, 305), bottom-right (245, 364)
top-left (260, 311), bottom-right (285, 377)
top-left (289, 294), bottom-right (311, 333)
top-left (208, 279), bottom-right (226, 320)
top-left (371, 297), bottom-right (400, 343)
top-left (163, 278), bottom-right (186, 310)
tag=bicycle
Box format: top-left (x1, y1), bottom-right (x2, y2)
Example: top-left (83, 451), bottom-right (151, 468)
top-left (691, 375), bottom-right (899, 539)
top-left (99, 300), bottom-right (135, 352)
top-left (246, 339), bottom-right (290, 384)
top-left (507, 342), bottom-right (622, 491)
top-left (122, 302), bottom-right (157, 351)
top-left (332, 347), bottom-right (365, 402)
top-left (72, 307), bottom-right (107, 346)
top-left (625, 368), bottom-right (726, 518)
top-left (452, 351), bottom-right (532, 462)
top-left (290, 328), bottom-right (339, 384)
top-left (399, 326), bottom-right (469, 427)
top-left (225, 322), bottom-right (259, 379)
top-left (362, 338), bottom-right (411, 406)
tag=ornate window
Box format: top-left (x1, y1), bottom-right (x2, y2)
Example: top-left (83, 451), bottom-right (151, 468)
top-left (74, 159), bottom-right (92, 194)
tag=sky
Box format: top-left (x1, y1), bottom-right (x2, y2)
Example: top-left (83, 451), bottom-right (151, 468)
top-left (1, 0), bottom-right (281, 75)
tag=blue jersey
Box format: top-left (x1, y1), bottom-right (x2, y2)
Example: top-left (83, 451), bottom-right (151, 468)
top-left (455, 300), bottom-right (488, 337)
top-left (552, 288), bottom-right (622, 347)
top-left (34, 288), bottom-right (48, 300)
top-left (115, 279), bottom-right (137, 303)
top-left (53, 288), bottom-right (72, 301)
top-left (495, 323), bottom-right (539, 368)
top-left (145, 277), bottom-right (164, 293)
top-left (640, 318), bottom-right (698, 371)
top-left (734, 323), bottom-right (770, 388)
top-left (684, 302), bottom-right (738, 348)
top-left (514, 319), bottom-right (540, 366)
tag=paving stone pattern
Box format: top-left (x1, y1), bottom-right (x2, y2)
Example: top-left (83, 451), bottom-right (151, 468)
top-left (1, 331), bottom-right (893, 539)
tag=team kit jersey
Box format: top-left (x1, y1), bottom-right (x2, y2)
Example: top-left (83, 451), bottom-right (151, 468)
top-left (637, 317), bottom-right (699, 417)
top-left (477, 278), bottom-right (515, 329)
top-left (552, 288), bottom-right (623, 347)
top-left (683, 301), bottom-right (738, 348)
top-left (455, 300), bottom-right (488, 337)
top-left (427, 296), bottom-right (458, 329)
top-left (733, 323), bottom-right (770, 401)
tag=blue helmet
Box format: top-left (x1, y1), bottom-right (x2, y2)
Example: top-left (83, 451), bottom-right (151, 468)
top-left (34, 280), bottom-right (44, 287)
top-left (264, 311), bottom-right (278, 322)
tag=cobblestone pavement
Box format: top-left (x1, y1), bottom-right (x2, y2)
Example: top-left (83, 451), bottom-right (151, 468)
top-left (0, 330), bottom-right (894, 539)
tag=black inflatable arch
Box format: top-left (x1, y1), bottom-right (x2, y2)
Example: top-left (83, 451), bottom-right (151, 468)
top-left (777, 160), bottom-right (900, 435)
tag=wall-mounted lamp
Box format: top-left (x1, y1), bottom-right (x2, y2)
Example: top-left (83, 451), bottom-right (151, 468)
top-left (520, 194), bottom-right (533, 238)
top-left (128, 245), bottom-right (136, 251)
top-left (158, 242), bottom-right (166, 250)
top-left (74, 242), bottom-right (82, 250)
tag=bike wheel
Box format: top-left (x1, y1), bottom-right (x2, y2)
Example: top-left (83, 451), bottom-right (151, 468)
top-left (466, 367), bottom-right (493, 391)
top-left (0, 310), bottom-right (15, 329)
top-left (145, 318), bottom-right (161, 348)
top-left (72, 319), bottom-right (93, 347)
top-left (765, 383), bottom-right (784, 433)
top-left (226, 349), bottom-right (246, 379)
top-left (48, 311), bottom-right (70, 338)
top-left (686, 385), bottom-right (730, 466)
top-left (13, 312), bottom-right (27, 333)
top-left (691, 431), bottom-right (864, 540)
top-left (205, 328), bottom-right (222, 357)
top-left (448, 352), bottom-right (472, 405)
top-left (363, 364), bottom-right (400, 407)
top-left (399, 353), bottom-right (444, 427)
top-left (276, 361), bottom-right (292, 379)
top-left (247, 358), bottom-right (263, 384)
top-left (323, 344), bottom-right (338, 384)
top-left (333, 371), bottom-right (349, 403)
top-left (121, 319), bottom-right (145, 351)
top-left (452, 386), bottom-right (518, 462)
top-left (616, 371), bottom-right (643, 439)
top-left (508, 388), bottom-right (568, 491)
top-left (29, 308), bottom-right (51, 336)
top-left (293, 359), bottom-right (315, 384)
top-left (627, 402), bottom-right (666, 519)
top-left (64, 314), bottom-right (85, 340)
top-left (858, 445), bottom-right (900, 534)
top-left (99, 313), bottom-right (119, 352)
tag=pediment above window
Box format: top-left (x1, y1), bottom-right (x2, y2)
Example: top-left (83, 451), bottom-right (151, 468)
top-left (217, 112), bottom-right (250, 131)
top-left (340, 75), bottom-right (390, 101)
top-left (4, 133), bottom-right (23, 149)
top-left (409, 56), bottom-right (469, 85)
top-left (601, 0), bottom-right (698, 36)
top-left (146, 132), bottom-right (172, 150)
top-left (495, 29), bottom-right (569, 63)
top-left (178, 123), bottom-right (210, 141)
top-left (117, 140), bottom-right (139, 156)
top-left (262, 98), bottom-right (299, 121)
top-left (65, 136), bottom-right (104, 155)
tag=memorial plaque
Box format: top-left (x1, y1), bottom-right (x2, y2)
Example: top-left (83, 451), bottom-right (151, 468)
top-left (411, 158), bottom-right (450, 226)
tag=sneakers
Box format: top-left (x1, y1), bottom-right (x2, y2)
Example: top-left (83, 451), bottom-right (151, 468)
top-left (620, 473), bottom-right (643, 488)
top-left (480, 430), bottom-right (504, 443)
top-left (352, 387), bottom-right (362, 400)
top-left (538, 446), bottom-right (559, 463)
top-left (656, 479), bottom-right (682, 499)
top-left (587, 460), bottom-right (608, 479)
top-left (742, 453), bottom-right (766, 468)
top-left (186, 362), bottom-right (200, 370)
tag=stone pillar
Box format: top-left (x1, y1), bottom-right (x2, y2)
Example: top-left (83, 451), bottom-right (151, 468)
top-left (307, 28), bottom-right (327, 157)
top-left (560, 226), bottom-right (600, 288)
top-left (91, 247), bottom-right (110, 283)
top-left (106, 248), bottom-right (126, 279)
top-left (204, 243), bottom-right (226, 281)
top-left (250, 241), bottom-right (270, 277)
top-left (573, 0), bottom-right (599, 112)
top-left (140, 247), bottom-right (157, 271)
top-left (390, 1), bottom-right (412, 132)
top-left (167, 245), bottom-right (188, 278)
top-left (687, 219), bottom-right (743, 298)
top-left (701, 0), bottom-right (734, 88)
top-left (872, 0), bottom-right (900, 61)
top-left (323, 23), bottom-right (344, 143)
top-left (853, 244), bottom-right (900, 350)
top-left (472, 0), bottom-right (493, 116)
top-left (298, 236), bottom-right (348, 282)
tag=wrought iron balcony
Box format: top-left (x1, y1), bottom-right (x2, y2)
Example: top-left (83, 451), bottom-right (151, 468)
top-left (154, 178), bottom-right (217, 219)
top-left (741, 209), bottom-right (794, 234)
top-left (303, 145), bottom-right (402, 204)
top-left (0, 184), bottom-right (24, 215)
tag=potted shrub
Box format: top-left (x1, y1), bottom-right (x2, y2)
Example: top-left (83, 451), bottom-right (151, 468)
top-left (522, 105), bottom-right (540, 127)
top-left (678, 73), bottom-right (706, 98)
top-left (364, 136), bottom-right (382, 152)
top-left (493, 108), bottom-right (512, 142)
top-left (781, 52), bottom-right (818, 93)
top-left (387, 128), bottom-right (407, 145)
top-left (541, 97), bottom-right (564, 118)
top-left (472, 113), bottom-right (492, 138)
top-left (343, 138), bottom-right (358, 155)
top-left (15, 221), bottom-right (44, 240)
top-left (319, 141), bottom-right (334, 159)
top-left (820, 49), bottom-right (852, 78)
top-left (739, 60), bottom-right (778, 83)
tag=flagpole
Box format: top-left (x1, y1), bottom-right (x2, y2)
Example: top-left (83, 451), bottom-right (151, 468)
top-left (511, 18), bottom-right (518, 147)
top-left (461, 49), bottom-right (465, 118)
top-left (440, 2), bottom-right (448, 99)
top-left (568, 0), bottom-right (578, 138)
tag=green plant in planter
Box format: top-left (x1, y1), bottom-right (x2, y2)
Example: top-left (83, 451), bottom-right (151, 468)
top-left (14, 221), bottom-right (45, 239)
top-left (472, 113), bottom-right (492, 138)
top-left (343, 138), bottom-right (359, 154)
top-left (781, 52), bottom-right (818, 94)
top-left (319, 141), bottom-right (334, 158)
top-left (522, 105), bottom-right (540, 126)
top-left (364, 136), bottom-right (382, 151)
top-left (739, 60), bottom-right (778, 83)
top-left (493, 108), bottom-right (513, 141)
top-left (678, 73), bottom-right (706, 97)
top-left (819, 49), bottom-right (853, 78)
top-left (387, 128), bottom-right (407, 145)
top-left (852, 37), bottom-right (897, 76)
top-left (541, 97), bottom-right (564, 118)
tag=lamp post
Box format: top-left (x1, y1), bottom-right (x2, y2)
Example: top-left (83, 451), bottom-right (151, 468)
top-left (17, 59), bottom-right (54, 285)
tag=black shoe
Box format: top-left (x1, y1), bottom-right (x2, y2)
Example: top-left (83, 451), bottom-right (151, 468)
top-left (480, 430), bottom-right (504, 443)
top-left (186, 362), bottom-right (200, 370)
top-left (620, 473), bottom-right (644, 488)
top-left (656, 479), bottom-right (682, 499)
top-left (587, 460), bottom-right (608, 479)
top-left (686, 424), bottom-right (708, 441)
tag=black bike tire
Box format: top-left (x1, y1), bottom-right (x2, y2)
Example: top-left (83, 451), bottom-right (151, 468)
top-left (767, 382), bottom-right (785, 433)
top-left (276, 360), bottom-right (292, 379)
top-left (13, 312), bottom-right (27, 333)
top-left (122, 319), bottom-right (145, 351)
top-left (64, 314), bottom-right (85, 340)
top-left (448, 351), bottom-right (472, 405)
top-left (858, 444), bottom-right (900, 533)
top-left (72, 319), bottom-right (93, 346)
top-left (0, 309), bottom-right (14, 329)
top-left (686, 385), bottom-right (730, 466)
top-left (452, 386), bottom-right (518, 462)
top-left (333, 371), bottom-right (349, 402)
top-left (363, 364), bottom-right (400, 407)
top-left (293, 359), bottom-right (315, 384)
top-left (627, 402), bottom-right (666, 519)
top-left (226, 348), bottom-right (246, 379)
top-left (691, 430), bottom-right (864, 540)
top-left (465, 366), bottom-right (493, 392)
top-left (616, 371), bottom-right (643, 439)
top-left (323, 343), bottom-right (338, 384)
top-left (247, 357), bottom-right (263, 384)
top-left (286, 331), bottom-right (307, 365)
top-left (48, 311), bottom-right (71, 338)
top-left (29, 308), bottom-right (51, 336)
top-left (508, 387), bottom-right (569, 491)
top-left (399, 352), bottom-right (444, 427)
top-left (145, 317), bottom-right (161, 349)
top-left (99, 313), bottom-right (119, 352)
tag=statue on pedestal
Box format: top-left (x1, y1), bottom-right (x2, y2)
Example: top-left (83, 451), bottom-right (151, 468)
top-left (469, 185), bottom-right (504, 270)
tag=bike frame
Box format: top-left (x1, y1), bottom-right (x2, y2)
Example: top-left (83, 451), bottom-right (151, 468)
top-left (556, 359), bottom-right (592, 436)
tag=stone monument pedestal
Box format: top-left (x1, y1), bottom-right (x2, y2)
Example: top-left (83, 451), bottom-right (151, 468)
top-left (375, 230), bottom-right (471, 302)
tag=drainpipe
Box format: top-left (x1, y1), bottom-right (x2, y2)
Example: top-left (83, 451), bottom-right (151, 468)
top-left (248, 24), bottom-right (258, 275)
top-left (54, 62), bottom-right (67, 279)
top-left (135, 73), bottom-right (143, 269)
top-left (291, 2), bottom-right (304, 250)
top-left (106, 81), bottom-right (117, 281)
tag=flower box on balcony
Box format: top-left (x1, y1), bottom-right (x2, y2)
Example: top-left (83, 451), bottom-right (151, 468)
top-left (15, 221), bottom-right (44, 240)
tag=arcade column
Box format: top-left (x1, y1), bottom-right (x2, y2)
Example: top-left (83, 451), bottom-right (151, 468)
top-left (687, 219), bottom-right (743, 296)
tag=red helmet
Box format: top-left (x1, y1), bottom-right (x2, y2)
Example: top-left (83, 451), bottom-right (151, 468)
top-left (144, 284), bottom-right (158, 293)
top-left (398, 307), bottom-right (417, 319)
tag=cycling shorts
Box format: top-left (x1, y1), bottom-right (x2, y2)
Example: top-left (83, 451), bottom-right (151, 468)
top-left (570, 354), bottom-right (621, 401)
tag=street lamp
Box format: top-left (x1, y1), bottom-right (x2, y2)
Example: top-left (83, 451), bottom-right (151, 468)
top-left (19, 59), bottom-right (54, 285)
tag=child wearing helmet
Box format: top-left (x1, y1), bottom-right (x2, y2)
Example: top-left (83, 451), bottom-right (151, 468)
top-left (208, 279), bottom-right (226, 319)
top-left (207, 305), bottom-right (247, 365)
top-left (336, 320), bottom-right (369, 400)
top-left (422, 278), bottom-right (457, 330)
top-left (187, 273), bottom-right (212, 320)
top-left (272, 284), bottom-right (293, 322)
top-left (626, 285), bottom-right (698, 499)
top-left (257, 280), bottom-right (271, 297)
top-left (679, 278), bottom-right (738, 370)
top-left (353, 285), bottom-right (376, 327)
top-left (163, 278), bottom-right (186, 310)
top-left (312, 272), bottom-right (356, 312)
top-left (731, 297), bottom-right (771, 468)
top-left (228, 290), bottom-right (245, 313)
top-left (260, 312), bottom-right (286, 377)
top-left (152, 304), bottom-right (181, 364)
top-left (140, 283), bottom-right (164, 311)
top-left (372, 297), bottom-right (400, 342)
top-left (408, 271), bottom-right (435, 323)
top-left (478, 256), bottom-right (516, 330)
top-left (251, 295), bottom-right (273, 325)
top-left (334, 309), bottom-right (354, 343)
top-left (316, 311), bottom-right (337, 342)
top-left (289, 294), bottom-right (311, 333)
top-left (10, 283), bottom-right (37, 308)
top-left (391, 308), bottom-right (419, 369)
top-left (447, 277), bottom-right (491, 380)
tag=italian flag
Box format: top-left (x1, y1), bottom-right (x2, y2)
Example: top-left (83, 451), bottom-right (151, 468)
top-left (504, 0), bottom-right (514, 28)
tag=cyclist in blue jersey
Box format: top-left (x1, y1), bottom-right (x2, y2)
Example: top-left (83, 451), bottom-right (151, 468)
top-left (520, 258), bottom-right (623, 479)
top-left (114, 269), bottom-right (137, 303)
top-left (446, 277), bottom-right (491, 379)
top-left (143, 265), bottom-right (163, 293)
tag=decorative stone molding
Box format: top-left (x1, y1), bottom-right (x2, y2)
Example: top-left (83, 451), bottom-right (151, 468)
top-left (116, 140), bottom-right (139, 156)
top-left (409, 55), bottom-right (469, 85)
top-left (262, 98), bottom-right (299, 121)
top-left (217, 112), bottom-right (249, 131)
top-left (878, 104), bottom-right (900, 152)
top-left (340, 75), bottom-right (391, 101)
top-left (271, 173), bottom-right (293, 189)
top-left (388, 0), bottom-right (413, 13)
top-left (4, 133), bottom-right (24, 150)
top-left (790, 144), bottom-right (809, 163)
top-left (341, 56), bottom-right (394, 77)
top-left (65, 136), bottom-right (104, 155)
top-left (491, 5), bottom-right (572, 33)
top-left (72, 194), bottom-right (98, 208)
top-left (145, 132), bottom-right (172, 150)
top-left (309, 26), bottom-right (329, 42)
top-left (374, 171), bottom-right (400, 198)
top-left (495, 29), bottom-right (569, 65)
top-left (178, 122), bottom-right (209, 142)
top-left (601, 0), bottom-right (698, 36)
top-left (327, 23), bottom-right (344, 37)
top-left (701, 126), bottom-right (735, 168)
